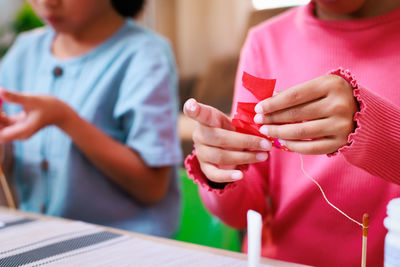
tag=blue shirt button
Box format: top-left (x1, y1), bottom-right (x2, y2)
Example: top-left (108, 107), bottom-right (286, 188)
top-left (40, 204), bottom-right (46, 213)
top-left (41, 159), bottom-right (49, 172)
top-left (53, 67), bottom-right (63, 77)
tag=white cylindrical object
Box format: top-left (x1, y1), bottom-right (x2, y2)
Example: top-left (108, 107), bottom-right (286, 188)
top-left (384, 198), bottom-right (400, 267)
top-left (247, 210), bottom-right (262, 267)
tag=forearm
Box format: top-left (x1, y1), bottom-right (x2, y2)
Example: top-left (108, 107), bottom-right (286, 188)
top-left (57, 107), bottom-right (170, 205)
top-left (336, 80), bottom-right (400, 184)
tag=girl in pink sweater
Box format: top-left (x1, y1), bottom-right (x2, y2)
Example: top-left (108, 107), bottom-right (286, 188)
top-left (184, 0), bottom-right (400, 266)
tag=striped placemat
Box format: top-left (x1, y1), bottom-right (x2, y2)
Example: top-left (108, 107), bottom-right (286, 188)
top-left (0, 211), bottom-right (274, 267)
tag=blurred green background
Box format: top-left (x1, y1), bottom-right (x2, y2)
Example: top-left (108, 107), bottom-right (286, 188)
top-left (174, 169), bottom-right (241, 251)
top-left (13, 3), bottom-right (44, 33)
top-left (0, 2), bottom-right (43, 58)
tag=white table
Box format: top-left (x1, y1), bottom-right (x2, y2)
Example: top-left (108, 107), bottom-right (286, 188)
top-left (0, 207), bottom-right (309, 267)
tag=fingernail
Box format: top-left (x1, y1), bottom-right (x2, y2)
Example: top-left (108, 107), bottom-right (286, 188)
top-left (260, 139), bottom-right (272, 150)
top-left (259, 125), bottom-right (268, 136)
top-left (254, 114), bottom-right (263, 124)
top-left (256, 152), bottom-right (268, 161)
top-left (184, 99), bottom-right (197, 112)
top-left (254, 104), bottom-right (263, 114)
top-left (278, 139), bottom-right (286, 146)
top-left (231, 171), bottom-right (243, 180)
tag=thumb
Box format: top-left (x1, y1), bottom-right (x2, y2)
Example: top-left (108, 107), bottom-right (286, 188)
top-left (0, 88), bottom-right (31, 106)
top-left (183, 98), bottom-right (234, 130)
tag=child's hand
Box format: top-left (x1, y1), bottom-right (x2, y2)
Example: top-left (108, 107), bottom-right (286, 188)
top-left (183, 98), bottom-right (272, 183)
top-left (254, 75), bottom-right (358, 154)
top-left (0, 88), bottom-right (71, 143)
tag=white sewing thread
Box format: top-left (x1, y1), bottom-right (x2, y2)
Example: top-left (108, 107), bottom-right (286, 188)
top-left (299, 154), bottom-right (366, 229)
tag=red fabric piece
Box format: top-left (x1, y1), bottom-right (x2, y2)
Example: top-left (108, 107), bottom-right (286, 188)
top-left (232, 113), bottom-right (253, 123)
top-left (242, 71), bottom-right (276, 100)
top-left (232, 119), bottom-right (264, 138)
top-left (236, 102), bottom-right (257, 115)
top-left (233, 103), bottom-right (255, 123)
top-left (232, 72), bottom-right (288, 151)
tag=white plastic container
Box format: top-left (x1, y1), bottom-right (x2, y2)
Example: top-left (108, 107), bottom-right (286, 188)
top-left (384, 198), bottom-right (400, 267)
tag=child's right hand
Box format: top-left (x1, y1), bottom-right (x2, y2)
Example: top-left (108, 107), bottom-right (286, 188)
top-left (183, 98), bottom-right (272, 183)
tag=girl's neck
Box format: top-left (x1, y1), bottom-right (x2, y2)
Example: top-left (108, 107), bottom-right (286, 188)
top-left (52, 12), bottom-right (125, 60)
top-left (315, 0), bottom-right (400, 20)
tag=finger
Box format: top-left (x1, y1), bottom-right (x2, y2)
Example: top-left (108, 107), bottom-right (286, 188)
top-left (254, 98), bottom-right (330, 124)
top-left (259, 119), bottom-right (335, 140)
top-left (8, 112), bottom-right (27, 124)
top-left (183, 98), bottom-right (234, 130)
top-left (196, 144), bottom-right (268, 166)
top-left (0, 121), bottom-right (34, 143)
top-left (0, 89), bottom-right (33, 106)
top-left (194, 125), bottom-right (272, 151)
top-left (199, 161), bottom-right (243, 183)
top-left (255, 78), bottom-right (327, 114)
top-left (283, 138), bottom-right (343, 155)
top-left (0, 112), bottom-right (11, 126)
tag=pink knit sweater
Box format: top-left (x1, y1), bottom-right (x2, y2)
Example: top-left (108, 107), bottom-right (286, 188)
top-left (185, 3), bottom-right (400, 267)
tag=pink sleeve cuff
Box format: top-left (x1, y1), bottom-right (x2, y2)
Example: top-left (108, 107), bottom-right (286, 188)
top-left (328, 68), bottom-right (364, 157)
top-left (184, 150), bottom-right (238, 195)
top-left (328, 68), bottom-right (400, 183)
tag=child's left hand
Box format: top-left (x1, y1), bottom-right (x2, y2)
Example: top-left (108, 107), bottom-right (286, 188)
top-left (0, 88), bottom-right (71, 143)
top-left (253, 74), bottom-right (358, 154)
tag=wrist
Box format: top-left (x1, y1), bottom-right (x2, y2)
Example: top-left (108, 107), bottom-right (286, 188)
top-left (328, 68), bottom-right (359, 90)
top-left (55, 102), bottom-right (78, 132)
top-left (327, 68), bottom-right (362, 156)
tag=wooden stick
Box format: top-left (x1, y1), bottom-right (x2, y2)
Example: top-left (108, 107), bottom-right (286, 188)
top-left (0, 164), bottom-right (16, 209)
top-left (361, 213), bottom-right (369, 267)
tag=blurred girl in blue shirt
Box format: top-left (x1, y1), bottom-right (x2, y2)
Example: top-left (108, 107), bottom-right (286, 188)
top-left (0, 0), bottom-right (182, 237)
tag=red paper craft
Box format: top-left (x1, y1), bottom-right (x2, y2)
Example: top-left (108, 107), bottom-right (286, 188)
top-left (232, 118), bottom-right (264, 138)
top-left (236, 102), bottom-right (257, 115)
top-left (232, 71), bottom-right (289, 151)
top-left (235, 102), bottom-right (256, 122)
top-left (242, 71), bottom-right (275, 100)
